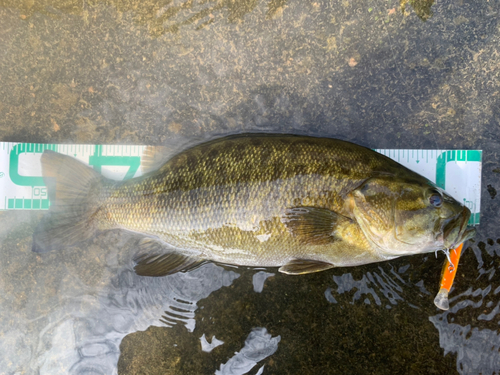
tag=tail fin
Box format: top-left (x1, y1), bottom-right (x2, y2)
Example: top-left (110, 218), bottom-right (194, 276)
top-left (32, 150), bottom-right (111, 252)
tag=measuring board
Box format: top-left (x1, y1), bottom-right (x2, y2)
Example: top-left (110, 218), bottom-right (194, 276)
top-left (0, 142), bottom-right (482, 225)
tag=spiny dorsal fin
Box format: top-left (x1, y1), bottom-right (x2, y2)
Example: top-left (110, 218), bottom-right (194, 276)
top-left (133, 238), bottom-right (204, 276)
top-left (141, 146), bottom-right (171, 173)
top-left (281, 207), bottom-right (348, 245)
top-left (279, 259), bottom-right (335, 275)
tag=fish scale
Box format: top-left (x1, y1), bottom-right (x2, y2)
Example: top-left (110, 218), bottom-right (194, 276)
top-left (94, 137), bottom-right (378, 264)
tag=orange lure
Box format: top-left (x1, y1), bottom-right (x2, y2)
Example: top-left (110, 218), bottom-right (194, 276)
top-left (434, 243), bottom-right (464, 310)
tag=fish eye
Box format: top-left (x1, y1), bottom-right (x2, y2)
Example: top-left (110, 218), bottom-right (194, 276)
top-left (429, 192), bottom-right (443, 207)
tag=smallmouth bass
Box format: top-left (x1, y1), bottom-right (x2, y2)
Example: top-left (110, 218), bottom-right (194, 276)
top-left (33, 134), bottom-right (476, 278)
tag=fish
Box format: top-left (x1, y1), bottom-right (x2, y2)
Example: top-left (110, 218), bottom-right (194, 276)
top-left (32, 134), bottom-right (476, 278)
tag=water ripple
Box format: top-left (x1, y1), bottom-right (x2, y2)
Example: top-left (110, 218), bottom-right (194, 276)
top-left (330, 266), bottom-right (405, 307)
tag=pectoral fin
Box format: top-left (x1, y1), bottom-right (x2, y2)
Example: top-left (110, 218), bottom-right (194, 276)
top-left (133, 238), bottom-right (204, 276)
top-left (279, 259), bottom-right (335, 275)
top-left (282, 207), bottom-right (349, 245)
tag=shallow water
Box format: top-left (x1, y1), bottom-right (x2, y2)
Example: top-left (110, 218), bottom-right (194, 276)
top-left (0, 0), bottom-right (499, 374)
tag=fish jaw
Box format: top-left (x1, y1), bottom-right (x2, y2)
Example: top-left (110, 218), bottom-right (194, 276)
top-left (443, 207), bottom-right (476, 250)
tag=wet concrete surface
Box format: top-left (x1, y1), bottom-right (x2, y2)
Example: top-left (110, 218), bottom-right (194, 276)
top-left (1, 0), bottom-right (500, 374)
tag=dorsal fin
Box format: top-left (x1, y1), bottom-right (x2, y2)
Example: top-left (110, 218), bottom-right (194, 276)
top-left (141, 146), bottom-right (171, 173)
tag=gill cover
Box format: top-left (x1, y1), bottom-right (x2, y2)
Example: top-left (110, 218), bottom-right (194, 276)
top-left (350, 176), bottom-right (445, 257)
top-left (350, 177), bottom-right (395, 253)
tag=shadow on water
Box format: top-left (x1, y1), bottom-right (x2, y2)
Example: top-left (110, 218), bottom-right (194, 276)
top-left (0, 0), bottom-right (500, 374)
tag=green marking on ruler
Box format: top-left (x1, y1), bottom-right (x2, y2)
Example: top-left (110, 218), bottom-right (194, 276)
top-left (436, 152), bottom-right (446, 189)
top-left (466, 150), bottom-right (482, 162)
top-left (436, 150), bottom-right (483, 190)
top-left (9, 143), bottom-right (58, 187)
top-left (15, 199), bottom-right (23, 209)
top-left (471, 212), bottom-right (480, 226)
top-left (5, 198), bottom-right (49, 210)
top-left (88, 145), bottom-right (140, 180)
top-left (457, 150), bottom-right (465, 161)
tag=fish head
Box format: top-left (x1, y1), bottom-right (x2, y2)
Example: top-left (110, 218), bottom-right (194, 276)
top-left (349, 176), bottom-right (476, 257)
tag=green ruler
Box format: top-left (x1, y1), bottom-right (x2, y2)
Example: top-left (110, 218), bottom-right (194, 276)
top-left (0, 142), bottom-right (482, 225)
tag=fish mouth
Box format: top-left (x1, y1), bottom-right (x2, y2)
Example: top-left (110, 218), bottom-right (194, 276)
top-left (443, 208), bottom-right (476, 249)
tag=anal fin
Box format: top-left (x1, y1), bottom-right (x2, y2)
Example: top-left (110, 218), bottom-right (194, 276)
top-left (133, 238), bottom-right (204, 277)
top-left (279, 259), bottom-right (335, 275)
